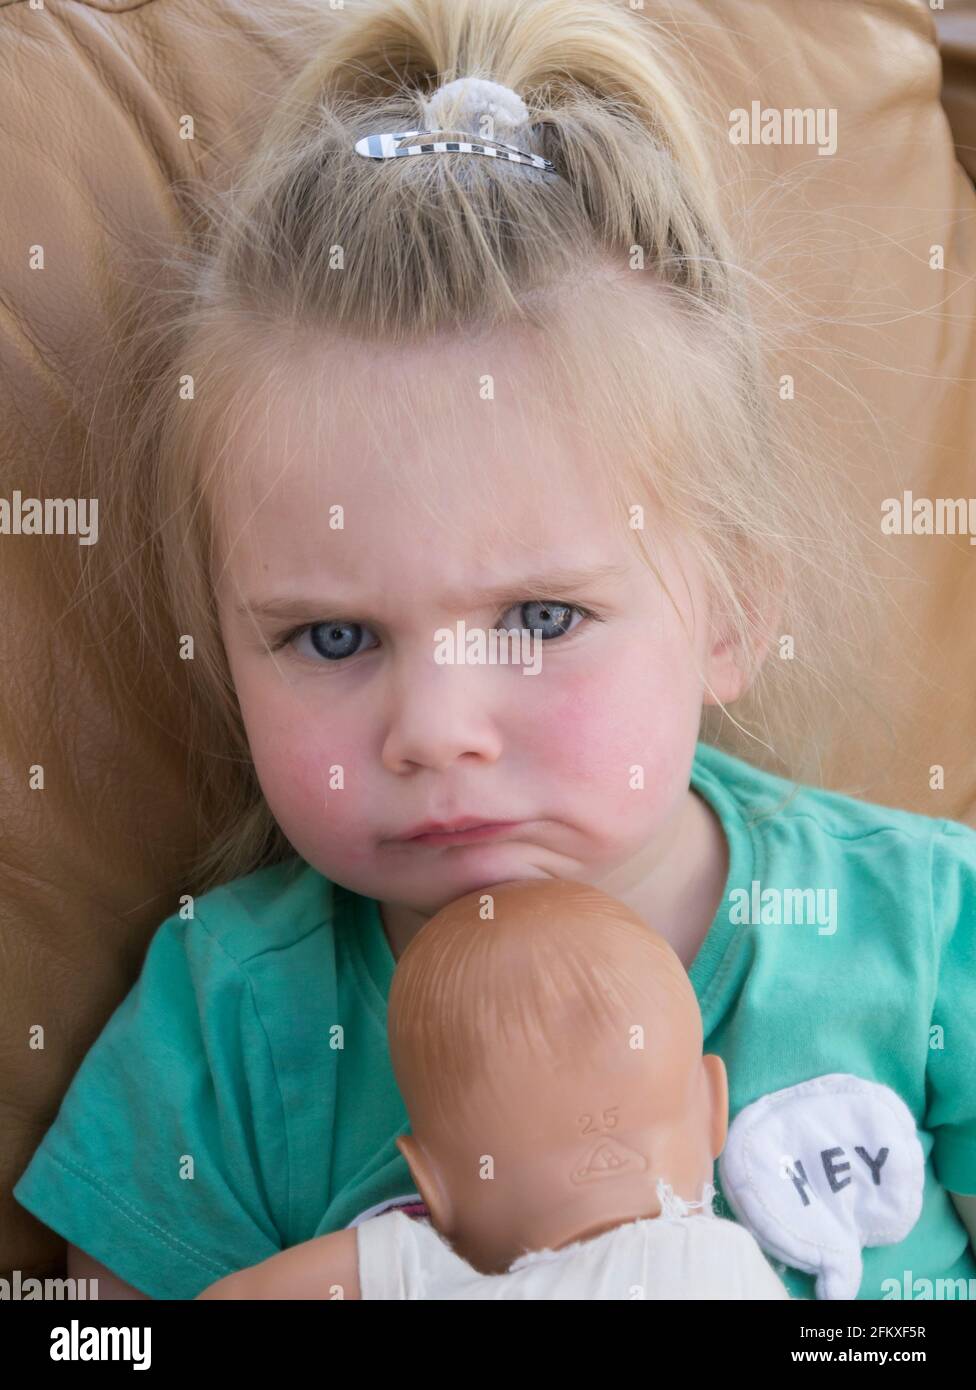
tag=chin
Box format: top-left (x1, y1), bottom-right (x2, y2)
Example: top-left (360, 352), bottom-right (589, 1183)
top-left (416, 851), bottom-right (551, 896)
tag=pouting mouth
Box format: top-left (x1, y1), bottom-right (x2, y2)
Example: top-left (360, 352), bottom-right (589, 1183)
top-left (394, 819), bottom-right (521, 842)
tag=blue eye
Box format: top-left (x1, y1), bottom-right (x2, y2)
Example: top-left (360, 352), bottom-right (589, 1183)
top-left (501, 601), bottom-right (586, 640)
top-left (295, 621), bottom-right (380, 662)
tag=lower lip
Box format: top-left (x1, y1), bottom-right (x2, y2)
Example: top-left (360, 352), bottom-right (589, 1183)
top-left (399, 822), bottom-right (523, 847)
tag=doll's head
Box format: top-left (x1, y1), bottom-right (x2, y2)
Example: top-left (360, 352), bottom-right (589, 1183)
top-left (104, 0), bottom-right (866, 897)
top-left (388, 877), bottom-right (728, 1273)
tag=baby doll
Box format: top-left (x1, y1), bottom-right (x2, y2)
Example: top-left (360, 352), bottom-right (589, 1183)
top-left (197, 878), bottom-right (790, 1299)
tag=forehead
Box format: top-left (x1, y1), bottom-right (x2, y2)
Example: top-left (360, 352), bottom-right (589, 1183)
top-left (212, 330), bottom-right (636, 594)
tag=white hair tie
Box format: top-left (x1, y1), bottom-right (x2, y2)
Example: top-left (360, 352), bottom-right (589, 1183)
top-left (422, 76), bottom-right (529, 139)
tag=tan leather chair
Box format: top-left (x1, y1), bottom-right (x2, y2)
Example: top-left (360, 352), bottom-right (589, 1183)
top-left (3, 0), bottom-right (975, 1285)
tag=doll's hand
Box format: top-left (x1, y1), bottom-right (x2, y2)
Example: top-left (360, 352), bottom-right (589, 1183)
top-left (194, 1228), bottom-right (361, 1300)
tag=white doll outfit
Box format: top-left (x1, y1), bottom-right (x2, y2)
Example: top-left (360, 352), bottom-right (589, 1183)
top-left (356, 1179), bottom-right (791, 1300)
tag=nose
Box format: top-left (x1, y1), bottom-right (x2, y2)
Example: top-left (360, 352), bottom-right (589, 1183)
top-left (380, 654), bottom-right (504, 774)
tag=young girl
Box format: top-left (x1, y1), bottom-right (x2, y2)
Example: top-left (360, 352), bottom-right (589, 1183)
top-left (14, 0), bottom-right (976, 1300)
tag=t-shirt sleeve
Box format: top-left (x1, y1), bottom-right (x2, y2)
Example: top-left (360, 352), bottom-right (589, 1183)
top-left (13, 910), bottom-right (287, 1298)
top-left (926, 820), bottom-right (976, 1197)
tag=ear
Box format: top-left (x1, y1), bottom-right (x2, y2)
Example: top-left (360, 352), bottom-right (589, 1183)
top-left (701, 1053), bottom-right (729, 1159)
top-left (396, 1134), bottom-right (455, 1235)
top-left (702, 585), bottom-right (783, 707)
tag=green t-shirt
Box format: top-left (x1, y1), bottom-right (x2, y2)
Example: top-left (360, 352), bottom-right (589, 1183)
top-left (14, 741), bottom-right (976, 1299)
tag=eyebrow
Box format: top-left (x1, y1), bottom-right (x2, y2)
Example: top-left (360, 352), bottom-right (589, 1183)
top-left (237, 562), bottom-right (631, 622)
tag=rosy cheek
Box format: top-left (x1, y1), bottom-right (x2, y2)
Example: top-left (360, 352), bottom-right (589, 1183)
top-left (248, 720), bottom-right (367, 849)
top-left (538, 658), bottom-right (695, 803)
top-left (533, 670), bottom-right (635, 782)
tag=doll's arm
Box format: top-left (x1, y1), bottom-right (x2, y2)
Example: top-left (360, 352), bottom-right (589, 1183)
top-left (950, 1191), bottom-right (976, 1253)
top-left (195, 1227), bottom-right (361, 1300)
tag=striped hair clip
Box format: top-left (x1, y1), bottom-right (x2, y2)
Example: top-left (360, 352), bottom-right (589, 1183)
top-left (354, 129), bottom-right (558, 175)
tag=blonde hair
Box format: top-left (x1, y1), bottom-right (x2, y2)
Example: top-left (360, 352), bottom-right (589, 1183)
top-left (89, 0), bottom-right (880, 894)
top-left (387, 877), bottom-right (700, 1140)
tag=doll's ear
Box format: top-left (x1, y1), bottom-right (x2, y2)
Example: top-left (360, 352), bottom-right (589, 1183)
top-left (396, 1135), bottom-right (455, 1234)
top-left (701, 1053), bottom-right (729, 1159)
